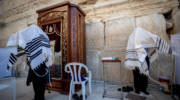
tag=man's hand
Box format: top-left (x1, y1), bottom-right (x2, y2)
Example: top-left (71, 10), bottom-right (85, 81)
top-left (7, 66), bottom-right (10, 70)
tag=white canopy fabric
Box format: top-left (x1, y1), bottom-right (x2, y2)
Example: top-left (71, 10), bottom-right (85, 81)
top-left (7, 25), bottom-right (52, 71)
top-left (171, 33), bottom-right (180, 84)
top-left (125, 27), bottom-right (171, 75)
top-left (0, 48), bottom-right (16, 78)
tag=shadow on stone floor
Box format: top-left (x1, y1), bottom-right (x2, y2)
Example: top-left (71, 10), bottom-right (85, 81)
top-left (0, 78), bottom-right (174, 100)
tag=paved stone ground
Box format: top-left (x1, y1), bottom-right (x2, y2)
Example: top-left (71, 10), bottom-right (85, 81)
top-left (0, 78), bottom-right (173, 100)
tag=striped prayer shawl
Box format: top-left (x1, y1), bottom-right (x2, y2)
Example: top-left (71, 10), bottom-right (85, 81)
top-left (8, 47), bottom-right (25, 66)
top-left (8, 35), bottom-right (50, 69)
top-left (8, 53), bottom-right (17, 67)
top-left (7, 25), bottom-right (52, 77)
top-left (125, 48), bottom-right (149, 75)
top-left (156, 37), bottom-right (172, 54)
top-left (24, 34), bottom-right (50, 69)
top-left (125, 27), bottom-right (172, 75)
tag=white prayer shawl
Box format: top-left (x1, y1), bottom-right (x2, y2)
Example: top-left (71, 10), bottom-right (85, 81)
top-left (7, 25), bottom-right (52, 71)
top-left (125, 27), bottom-right (171, 75)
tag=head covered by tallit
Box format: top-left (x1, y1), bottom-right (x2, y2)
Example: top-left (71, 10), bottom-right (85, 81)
top-left (125, 27), bottom-right (171, 75)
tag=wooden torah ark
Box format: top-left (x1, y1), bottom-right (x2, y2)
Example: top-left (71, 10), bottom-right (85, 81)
top-left (36, 1), bottom-right (86, 94)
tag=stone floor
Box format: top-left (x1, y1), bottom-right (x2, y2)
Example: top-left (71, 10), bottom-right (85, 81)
top-left (0, 77), bottom-right (174, 100)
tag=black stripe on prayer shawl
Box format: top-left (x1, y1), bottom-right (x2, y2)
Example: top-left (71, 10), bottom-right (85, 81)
top-left (25, 39), bottom-right (49, 50)
top-left (160, 39), bottom-right (164, 51)
top-left (9, 59), bottom-right (14, 65)
top-left (26, 34), bottom-right (48, 44)
top-left (10, 54), bottom-right (17, 62)
top-left (156, 36), bottom-right (159, 46)
top-left (158, 39), bottom-right (161, 50)
top-left (155, 37), bottom-right (158, 48)
top-left (169, 48), bottom-right (172, 54)
top-left (29, 35), bottom-right (48, 42)
top-left (26, 36), bottom-right (49, 46)
top-left (25, 41), bottom-right (49, 52)
top-left (27, 43), bottom-right (49, 54)
top-left (28, 49), bottom-right (42, 63)
top-left (9, 53), bottom-right (17, 65)
top-left (156, 38), bottom-right (172, 54)
top-left (25, 36), bottom-right (49, 50)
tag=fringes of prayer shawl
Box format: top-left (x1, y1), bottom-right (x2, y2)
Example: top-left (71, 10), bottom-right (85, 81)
top-left (125, 48), bottom-right (149, 75)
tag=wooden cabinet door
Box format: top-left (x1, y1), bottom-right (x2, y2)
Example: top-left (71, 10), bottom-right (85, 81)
top-left (41, 21), bottom-right (63, 80)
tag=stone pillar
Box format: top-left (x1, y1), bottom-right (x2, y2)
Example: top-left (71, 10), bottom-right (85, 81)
top-left (173, 8), bottom-right (180, 33)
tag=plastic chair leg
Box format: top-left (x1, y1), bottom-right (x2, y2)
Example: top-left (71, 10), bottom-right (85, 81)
top-left (72, 84), bottom-right (75, 94)
top-left (82, 83), bottom-right (86, 100)
top-left (69, 83), bottom-right (72, 100)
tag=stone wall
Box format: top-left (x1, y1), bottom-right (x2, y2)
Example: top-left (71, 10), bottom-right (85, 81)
top-left (173, 8), bottom-right (180, 33)
top-left (0, 0), bottom-right (178, 82)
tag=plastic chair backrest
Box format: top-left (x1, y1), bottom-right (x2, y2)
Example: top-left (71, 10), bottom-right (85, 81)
top-left (65, 62), bottom-right (88, 83)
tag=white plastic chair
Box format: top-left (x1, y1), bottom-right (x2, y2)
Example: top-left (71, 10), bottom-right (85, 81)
top-left (65, 62), bottom-right (92, 100)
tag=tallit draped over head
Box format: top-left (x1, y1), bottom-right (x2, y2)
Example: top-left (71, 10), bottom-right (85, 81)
top-left (125, 27), bottom-right (172, 75)
top-left (7, 25), bottom-right (52, 72)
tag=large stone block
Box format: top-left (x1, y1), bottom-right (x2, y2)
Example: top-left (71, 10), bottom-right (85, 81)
top-left (86, 50), bottom-right (102, 80)
top-left (173, 8), bottom-right (180, 33)
top-left (84, 0), bottom-right (179, 22)
top-left (105, 17), bottom-right (135, 49)
top-left (149, 52), bottom-right (175, 82)
top-left (1, 0), bottom-right (179, 23)
top-left (136, 13), bottom-right (170, 42)
top-left (0, 19), bottom-right (28, 48)
top-left (86, 22), bottom-right (104, 50)
top-left (0, 40), bottom-right (7, 48)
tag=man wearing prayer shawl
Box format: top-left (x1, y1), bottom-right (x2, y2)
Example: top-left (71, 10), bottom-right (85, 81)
top-left (125, 27), bottom-right (172, 95)
top-left (7, 25), bottom-right (52, 100)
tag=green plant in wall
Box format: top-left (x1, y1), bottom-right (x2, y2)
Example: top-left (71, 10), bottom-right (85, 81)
top-left (0, 14), bottom-right (6, 28)
top-left (0, 21), bottom-right (6, 27)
